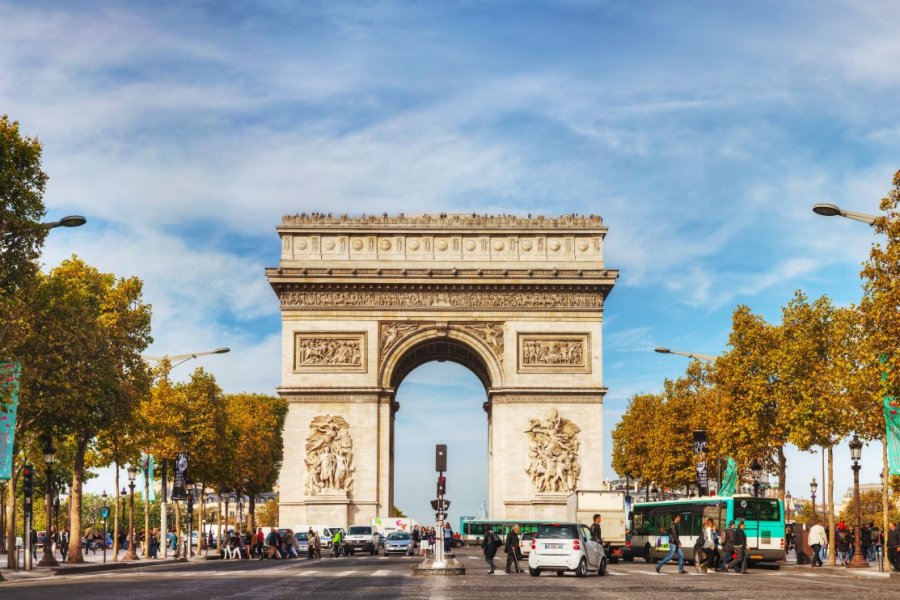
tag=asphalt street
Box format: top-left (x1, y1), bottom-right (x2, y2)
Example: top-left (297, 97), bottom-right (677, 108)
top-left (2, 548), bottom-right (898, 599)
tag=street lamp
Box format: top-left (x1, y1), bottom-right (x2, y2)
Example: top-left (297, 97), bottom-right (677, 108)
top-left (124, 465), bottom-right (139, 561)
top-left (847, 435), bottom-right (869, 568)
top-left (653, 347), bottom-right (718, 362)
top-left (751, 460), bottom-right (762, 498)
top-left (43, 215), bottom-right (87, 230)
top-left (812, 203), bottom-right (878, 225)
top-left (785, 492), bottom-right (792, 522)
top-left (38, 438), bottom-right (59, 567)
top-left (101, 490), bottom-right (109, 563)
top-left (141, 346), bottom-right (230, 559)
top-left (810, 478), bottom-right (818, 520)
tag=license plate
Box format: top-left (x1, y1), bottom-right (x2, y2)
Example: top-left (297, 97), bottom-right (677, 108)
top-left (545, 544), bottom-right (563, 549)
top-left (750, 555), bottom-right (764, 560)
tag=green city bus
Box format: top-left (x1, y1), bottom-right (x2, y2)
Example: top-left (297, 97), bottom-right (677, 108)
top-left (461, 519), bottom-right (544, 544)
top-left (630, 495), bottom-right (785, 564)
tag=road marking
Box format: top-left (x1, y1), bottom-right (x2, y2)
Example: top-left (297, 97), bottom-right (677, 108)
top-left (297, 570), bottom-right (319, 576)
top-left (335, 570), bottom-right (357, 577)
top-left (372, 570), bottom-right (392, 576)
top-left (607, 571), bottom-right (627, 576)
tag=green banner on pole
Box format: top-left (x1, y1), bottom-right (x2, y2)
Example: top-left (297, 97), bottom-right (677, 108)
top-left (719, 457), bottom-right (737, 497)
top-left (881, 355), bottom-right (900, 476)
top-left (0, 361), bottom-right (22, 480)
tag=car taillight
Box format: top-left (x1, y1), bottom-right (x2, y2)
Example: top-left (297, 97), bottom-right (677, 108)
top-left (531, 541), bottom-right (536, 550)
top-left (573, 541), bottom-right (581, 551)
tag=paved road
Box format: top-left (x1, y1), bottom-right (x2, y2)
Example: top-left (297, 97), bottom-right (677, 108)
top-left (4, 548), bottom-right (898, 599)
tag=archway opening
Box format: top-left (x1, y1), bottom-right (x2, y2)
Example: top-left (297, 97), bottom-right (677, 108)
top-left (392, 359), bottom-right (488, 534)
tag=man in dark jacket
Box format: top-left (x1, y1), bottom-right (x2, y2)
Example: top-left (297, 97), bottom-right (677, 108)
top-left (483, 527), bottom-right (500, 574)
top-left (887, 521), bottom-right (900, 572)
top-left (655, 514), bottom-right (686, 574)
top-left (505, 524), bottom-right (522, 573)
top-left (717, 521), bottom-right (736, 572)
top-left (590, 514), bottom-right (603, 545)
top-left (724, 520), bottom-right (748, 573)
top-left (407, 525), bottom-right (421, 557)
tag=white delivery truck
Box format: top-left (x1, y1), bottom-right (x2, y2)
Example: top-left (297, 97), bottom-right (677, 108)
top-left (566, 489), bottom-right (631, 563)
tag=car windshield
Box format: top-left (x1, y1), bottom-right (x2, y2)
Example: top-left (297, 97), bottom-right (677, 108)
top-left (296, 533), bottom-right (308, 540)
top-left (387, 532), bottom-right (411, 540)
top-left (348, 527), bottom-right (372, 535)
top-left (536, 524), bottom-right (579, 539)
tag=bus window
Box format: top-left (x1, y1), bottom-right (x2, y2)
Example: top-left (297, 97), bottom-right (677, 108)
top-left (734, 499), bottom-right (780, 522)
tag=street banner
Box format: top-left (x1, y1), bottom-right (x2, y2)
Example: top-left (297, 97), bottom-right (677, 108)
top-left (0, 361), bottom-right (22, 481)
top-left (719, 457), bottom-right (737, 496)
top-left (172, 452), bottom-right (188, 500)
top-left (142, 453), bottom-right (156, 502)
top-left (884, 395), bottom-right (900, 475)
top-left (692, 430), bottom-right (709, 496)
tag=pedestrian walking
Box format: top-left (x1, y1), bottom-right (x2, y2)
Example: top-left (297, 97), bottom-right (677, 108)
top-left (887, 521), bottom-right (900, 572)
top-left (407, 525), bottom-right (420, 557)
top-left (266, 528), bottom-right (282, 559)
top-left (698, 518), bottom-right (715, 573)
top-left (724, 520), bottom-right (749, 574)
top-left (717, 521), bottom-right (736, 572)
top-left (836, 526), bottom-right (851, 565)
top-left (504, 524), bottom-right (522, 574)
top-left (655, 514), bottom-right (686, 574)
top-left (443, 522), bottom-right (453, 554)
top-left (590, 514), bottom-right (603, 545)
top-left (808, 519), bottom-right (827, 568)
top-left (483, 526), bottom-right (500, 574)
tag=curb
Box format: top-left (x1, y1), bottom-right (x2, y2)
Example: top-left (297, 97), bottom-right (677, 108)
top-left (52, 558), bottom-right (186, 575)
top-left (780, 563), bottom-right (891, 579)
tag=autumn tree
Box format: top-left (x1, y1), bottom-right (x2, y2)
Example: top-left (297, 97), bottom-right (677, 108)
top-left (712, 305), bottom-right (788, 495)
top-left (859, 170), bottom-right (900, 536)
top-left (612, 392), bottom-right (664, 491)
top-left (16, 258), bottom-right (152, 563)
top-left (224, 393), bottom-right (288, 531)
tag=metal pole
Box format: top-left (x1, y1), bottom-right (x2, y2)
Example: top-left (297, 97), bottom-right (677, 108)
top-left (124, 480), bottom-right (139, 561)
top-left (103, 519), bottom-right (107, 563)
top-left (161, 459), bottom-right (168, 558)
top-left (24, 511), bottom-right (32, 571)
top-left (848, 462), bottom-right (869, 568)
top-left (38, 461), bottom-right (59, 567)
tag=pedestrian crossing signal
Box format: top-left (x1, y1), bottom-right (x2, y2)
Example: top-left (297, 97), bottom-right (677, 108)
top-left (23, 464), bottom-right (34, 498)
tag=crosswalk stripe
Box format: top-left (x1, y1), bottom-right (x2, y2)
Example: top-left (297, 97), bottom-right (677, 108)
top-left (607, 571), bottom-right (627, 576)
top-left (372, 570), bottom-right (392, 576)
top-left (335, 570), bottom-right (357, 577)
top-left (297, 570), bottom-right (319, 576)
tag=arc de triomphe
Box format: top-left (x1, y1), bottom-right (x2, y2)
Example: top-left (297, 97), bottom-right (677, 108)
top-left (266, 214), bottom-right (617, 528)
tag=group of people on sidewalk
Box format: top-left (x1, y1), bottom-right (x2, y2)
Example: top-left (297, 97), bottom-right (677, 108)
top-left (656, 515), bottom-right (752, 574)
top-left (808, 518), bottom-right (900, 571)
top-left (406, 523), bottom-right (457, 557)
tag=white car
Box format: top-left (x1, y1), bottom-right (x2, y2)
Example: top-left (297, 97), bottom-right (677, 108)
top-left (528, 522), bottom-right (607, 577)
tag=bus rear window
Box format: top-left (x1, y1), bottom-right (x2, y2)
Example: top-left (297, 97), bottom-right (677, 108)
top-left (733, 499), bottom-right (780, 521)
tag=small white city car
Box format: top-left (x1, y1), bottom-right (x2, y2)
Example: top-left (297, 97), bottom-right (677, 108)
top-left (528, 522), bottom-right (607, 577)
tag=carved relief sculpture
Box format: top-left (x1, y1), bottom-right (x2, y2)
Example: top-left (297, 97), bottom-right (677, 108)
top-left (518, 333), bottom-right (590, 373)
top-left (379, 322), bottom-right (423, 354)
top-left (457, 322), bottom-right (504, 356)
top-left (305, 415), bottom-right (355, 495)
top-left (525, 409), bottom-right (581, 493)
top-left (294, 333), bottom-right (366, 372)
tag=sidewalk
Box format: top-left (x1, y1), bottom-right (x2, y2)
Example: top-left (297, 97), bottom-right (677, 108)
top-left (0, 548), bottom-right (202, 583)
top-left (781, 549), bottom-right (897, 580)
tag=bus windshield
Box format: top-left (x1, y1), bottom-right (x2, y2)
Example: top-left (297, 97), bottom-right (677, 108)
top-left (733, 499), bottom-right (780, 521)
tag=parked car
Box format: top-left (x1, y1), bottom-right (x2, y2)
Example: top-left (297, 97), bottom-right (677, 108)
top-left (519, 531), bottom-right (537, 557)
top-left (295, 532), bottom-right (309, 555)
top-left (383, 531), bottom-right (412, 556)
top-left (346, 525), bottom-right (380, 555)
top-left (528, 522), bottom-right (607, 577)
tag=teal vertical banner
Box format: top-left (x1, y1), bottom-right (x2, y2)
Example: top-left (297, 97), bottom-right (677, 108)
top-left (0, 361), bottom-right (22, 480)
top-left (881, 355), bottom-right (900, 476)
top-left (719, 457), bottom-right (737, 497)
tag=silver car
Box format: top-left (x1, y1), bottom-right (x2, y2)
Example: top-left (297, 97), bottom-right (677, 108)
top-left (384, 531), bottom-right (412, 556)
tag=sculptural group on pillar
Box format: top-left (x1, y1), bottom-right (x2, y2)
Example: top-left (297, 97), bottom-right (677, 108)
top-left (305, 415), bottom-right (355, 495)
top-left (525, 408), bottom-right (581, 493)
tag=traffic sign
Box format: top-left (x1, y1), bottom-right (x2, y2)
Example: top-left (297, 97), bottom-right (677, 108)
top-left (99, 506), bottom-right (110, 519)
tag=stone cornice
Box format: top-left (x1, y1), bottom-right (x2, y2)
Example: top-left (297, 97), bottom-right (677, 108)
top-left (267, 266), bottom-right (618, 281)
top-left (280, 212), bottom-right (604, 229)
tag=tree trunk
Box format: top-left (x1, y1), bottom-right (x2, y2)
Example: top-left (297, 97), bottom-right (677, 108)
top-left (174, 500), bottom-right (181, 557)
top-left (216, 494), bottom-right (222, 554)
top-left (5, 471), bottom-right (16, 568)
top-left (827, 444), bottom-right (836, 566)
top-left (248, 495), bottom-right (256, 533)
top-left (776, 446), bottom-right (787, 499)
top-left (144, 463), bottom-right (150, 558)
top-left (883, 435), bottom-right (890, 531)
top-left (66, 434), bottom-right (90, 563)
top-left (112, 461), bottom-right (120, 561)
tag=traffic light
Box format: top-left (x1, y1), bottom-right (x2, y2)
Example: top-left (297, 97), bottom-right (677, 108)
top-left (22, 464), bottom-right (34, 499)
top-left (435, 444), bottom-right (447, 472)
top-left (437, 476), bottom-right (446, 497)
top-left (187, 492), bottom-right (194, 514)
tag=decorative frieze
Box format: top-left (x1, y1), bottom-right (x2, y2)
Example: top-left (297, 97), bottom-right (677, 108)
top-left (280, 287), bottom-right (603, 311)
top-left (525, 409), bottom-right (581, 493)
top-left (518, 333), bottom-right (590, 373)
top-left (294, 332), bottom-right (367, 372)
top-left (281, 213), bottom-right (603, 227)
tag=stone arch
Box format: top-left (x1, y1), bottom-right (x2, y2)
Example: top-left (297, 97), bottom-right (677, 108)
top-left (378, 324), bottom-right (504, 392)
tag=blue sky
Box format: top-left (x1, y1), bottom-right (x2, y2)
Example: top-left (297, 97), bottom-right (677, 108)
top-left (3, 0), bottom-right (899, 526)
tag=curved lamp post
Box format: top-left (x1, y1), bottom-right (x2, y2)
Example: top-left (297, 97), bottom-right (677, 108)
top-left (38, 439), bottom-right (59, 567)
top-left (124, 465), bottom-right (139, 561)
top-left (810, 478), bottom-right (818, 520)
top-left (812, 203), bottom-right (878, 225)
top-left (847, 436), bottom-right (869, 568)
top-left (653, 346), bottom-right (717, 362)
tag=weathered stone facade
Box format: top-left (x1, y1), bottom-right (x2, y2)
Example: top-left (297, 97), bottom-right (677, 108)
top-left (266, 213), bottom-right (617, 528)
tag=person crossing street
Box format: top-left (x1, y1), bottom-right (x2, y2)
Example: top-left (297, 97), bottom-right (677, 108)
top-left (655, 514), bottom-right (686, 574)
top-left (505, 524), bottom-right (522, 574)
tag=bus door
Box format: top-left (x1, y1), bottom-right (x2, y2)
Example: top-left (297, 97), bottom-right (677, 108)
top-left (734, 498), bottom-right (760, 549)
top-left (702, 503), bottom-right (727, 535)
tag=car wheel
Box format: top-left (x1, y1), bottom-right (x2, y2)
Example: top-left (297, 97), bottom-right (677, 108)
top-left (644, 545), bottom-right (654, 563)
top-left (529, 567), bottom-right (540, 576)
top-left (557, 570), bottom-right (565, 576)
top-left (598, 557), bottom-right (607, 576)
top-left (576, 558), bottom-right (588, 577)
